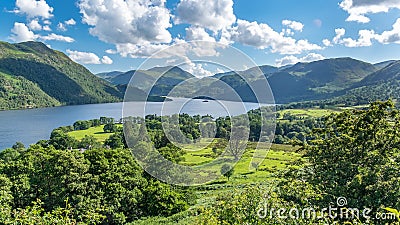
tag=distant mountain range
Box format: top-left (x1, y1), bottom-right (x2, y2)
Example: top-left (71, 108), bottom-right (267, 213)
top-left (99, 57), bottom-right (400, 105)
top-left (0, 41), bottom-right (398, 110)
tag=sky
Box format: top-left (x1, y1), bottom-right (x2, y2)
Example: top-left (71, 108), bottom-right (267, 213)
top-left (1, 0), bottom-right (400, 75)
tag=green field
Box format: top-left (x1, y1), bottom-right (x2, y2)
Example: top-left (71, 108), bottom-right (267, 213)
top-left (68, 124), bottom-right (122, 143)
top-left (278, 108), bottom-right (340, 118)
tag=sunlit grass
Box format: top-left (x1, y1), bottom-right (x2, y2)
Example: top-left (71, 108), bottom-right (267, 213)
top-left (68, 124), bottom-right (122, 142)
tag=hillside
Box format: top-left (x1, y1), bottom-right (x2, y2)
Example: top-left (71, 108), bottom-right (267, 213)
top-left (0, 41), bottom-right (122, 110)
top-left (105, 66), bottom-right (197, 97)
top-left (98, 57), bottom-right (400, 105)
top-left (0, 72), bottom-right (60, 110)
top-left (200, 57), bottom-right (378, 103)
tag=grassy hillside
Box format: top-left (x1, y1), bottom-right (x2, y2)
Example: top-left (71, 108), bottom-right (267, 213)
top-left (0, 72), bottom-right (60, 110)
top-left (0, 41), bottom-right (122, 109)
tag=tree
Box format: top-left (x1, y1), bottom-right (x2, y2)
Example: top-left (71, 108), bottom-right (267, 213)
top-left (103, 122), bottom-right (117, 133)
top-left (49, 130), bottom-right (77, 150)
top-left (104, 133), bottom-right (124, 149)
top-left (303, 101), bottom-right (400, 213)
top-left (221, 164), bottom-right (234, 180)
top-left (12, 142), bottom-right (25, 151)
top-left (227, 126), bottom-right (249, 160)
top-left (78, 135), bottom-right (100, 149)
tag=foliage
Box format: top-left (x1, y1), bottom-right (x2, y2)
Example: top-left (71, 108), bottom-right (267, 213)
top-left (0, 41), bottom-right (122, 110)
top-left (0, 146), bottom-right (193, 224)
top-left (221, 164), bottom-right (234, 180)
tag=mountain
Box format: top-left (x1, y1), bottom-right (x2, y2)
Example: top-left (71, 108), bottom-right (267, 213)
top-left (96, 71), bottom-right (124, 79)
top-left (105, 66), bottom-right (197, 97)
top-left (358, 60), bottom-right (400, 86)
top-left (98, 57), bottom-right (399, 105)
top-left (198, 57), bottom-right (377, 103)
top-left (212, 65), bottom-right (278, 80)
top-left (0, 41), bottom-right (122, 110)
top-left (281, 57), bottom-right (377, 92)
top-left (373, 60), bottom-right (397, 70)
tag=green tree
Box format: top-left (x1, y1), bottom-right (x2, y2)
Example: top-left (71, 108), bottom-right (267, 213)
top-left (12, 142), bottom-right (25, 151)
top-left (103, 122), bottom-right (117, 133)
top-left (221, 164), bottom-right (234, 180)
top-left (49, 130), bottom-right (77, 150)
top-left (304, 101), bottom-right (400, 213)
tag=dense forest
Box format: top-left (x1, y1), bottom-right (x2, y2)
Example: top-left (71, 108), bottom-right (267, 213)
top-left (0, 101), bottom-right (399, 224)
top-left (0, 41), bottom-right (122, 110)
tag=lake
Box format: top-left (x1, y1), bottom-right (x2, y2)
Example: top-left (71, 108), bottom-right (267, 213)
top-left (0, 98), bottom-right (268, 150)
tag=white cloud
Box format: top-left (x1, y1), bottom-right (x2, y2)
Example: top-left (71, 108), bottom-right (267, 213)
top-left (230, 19), bottom-right (321, 55)
top-left (65, 19), bottom-right (76, 26)
top-left (105, 49), bottom-right (117, 54)
top-left (28, 19), bottom-right (42, 31)
top-left (10, 22), bottom-right (37, 42)
top-left (41, 33), bottom-right (74, 42)
top-left (57, 23), bottom-right (67, 31)
top-left (375, 18), bottom-right (400, 44)
top-left (101, 56), bottom-right (113, 64)
top-left (42, 25), bottom-right (51, 31)
top-left (341, 29), bottom-right (376, 47)
top-left (14, 0), bottom-right (53, 19)
top-left (275, 53), bottom-right (326, 67)
top-left (176, 0), bottom-right (236, 32)
top-left (10, 22), bottom-right (74, 43)
top-left (339, 0), bottom-right (400, 23)
top-left (282, 20), bottom-right (304, 32)
top-left (78, 0), bottom-right (172, 48)
top-left (185, 26), bottom-right (215, 42)
top-left (333, 28), bottom-right (346, 44)
top-left (67, 50), bottom-right (112, 65)
top-left (182, 62), bottom-right (214, 77)
top-left (58, 19), bottom-right (77, 31)
top-left (322, 39), bottom-right (332, 46)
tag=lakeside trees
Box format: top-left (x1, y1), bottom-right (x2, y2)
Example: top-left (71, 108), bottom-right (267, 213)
top-left (0, 101), bottom-right (398, 224)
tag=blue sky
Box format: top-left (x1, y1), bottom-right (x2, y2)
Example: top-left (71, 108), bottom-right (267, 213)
top-left (1, 0), bottom-right (400, 74)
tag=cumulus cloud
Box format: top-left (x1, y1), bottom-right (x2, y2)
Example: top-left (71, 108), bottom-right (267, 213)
top-left (10, 22), bottom-right (74, 43)
top-left (176, 0), bottom-right (236, 32)
top-left (185, 26), bottom-right (215, 42)
top-left (42, 25), bottom-right (51, 31)
top-left (65, 19), bottom-right (76, 26)
top-left (78, 0), bottom-right (172, 48)
top-left (41, 33), bottom-right (74, 42)
top-left (375, 18), bottom-right (400, 44)
top-left (14, 0), bottom-right (53, 19)
top-left (10, 22), bottom-right (37, 42)
top-left (230, 19), bottom-right (321, 55)
top-left (322, 39), bottom-right (332, 46)
top-left (275, 53), bottom-right (326, 67)
top-left (339, 0), bottom-right (400, 23)
top-left (28, 19), bottom-right (42, 31)
top-left (341, 29), bottom-right (375, 47)
top-left (101, 56), bottom-right (113, 64)
top-left (67, 50), bottom-right (112, 65)
top-left (282, 20), bottom-right (304, 32)
top-left (182, 62), bottom-right (214, 77)
top-left (57, 19), bottom-right (76, 31)
top-left (333, 28), bottom-right (346, 44)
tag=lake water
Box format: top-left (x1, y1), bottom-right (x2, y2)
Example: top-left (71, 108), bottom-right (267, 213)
top-left (0, 98), bottom-right (267, 150)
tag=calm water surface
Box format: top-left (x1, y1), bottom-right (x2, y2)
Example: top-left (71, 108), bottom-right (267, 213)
top-left (0, 98), bottom-right (267, 149)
